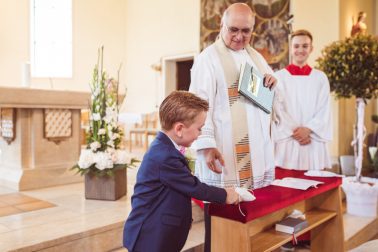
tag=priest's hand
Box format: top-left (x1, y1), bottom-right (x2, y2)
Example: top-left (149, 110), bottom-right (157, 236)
top-left (225, 188), bottom-right (239, 205)
top-left (201, 148), bottom-right (224, 174)
top-left (293, 127), bottom-right (312, 145)
top-left (264, 74), bottom-right (277, 89)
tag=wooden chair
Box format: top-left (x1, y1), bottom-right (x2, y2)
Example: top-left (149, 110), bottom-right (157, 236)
top-left (129, 111), bottom-right (159, 152)
top-left (80, 110), bottom-right (90, 145)
top-left (144, 111), bottom-right (159, 150)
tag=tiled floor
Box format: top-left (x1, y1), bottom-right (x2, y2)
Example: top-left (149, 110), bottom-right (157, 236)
top-left (0, 193), bottom-right (55, 217)
top-left (0, 146), bottom-right (145, 251)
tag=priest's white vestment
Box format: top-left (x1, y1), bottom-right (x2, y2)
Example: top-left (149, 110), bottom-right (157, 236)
top-left (189, 42), bottom-right (275, 189)
top-left (273, 68), bottom-right (332, 170)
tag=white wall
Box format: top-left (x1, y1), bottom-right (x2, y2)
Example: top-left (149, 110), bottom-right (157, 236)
top-left (121, 0), bottom-right (200, 113)
top-left (291, 0), bottom-right (340, 66)
top-left (0, 0), bottom-right (127, 93)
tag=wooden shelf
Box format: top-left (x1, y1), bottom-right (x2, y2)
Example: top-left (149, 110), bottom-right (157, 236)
top-left (249, 209), bottom-right (336, 252)
top-left (211, 179), bottom-right (344, 252)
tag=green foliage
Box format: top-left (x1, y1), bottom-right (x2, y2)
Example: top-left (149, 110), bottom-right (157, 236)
top-left (316, 34), bottom-right (378, 100)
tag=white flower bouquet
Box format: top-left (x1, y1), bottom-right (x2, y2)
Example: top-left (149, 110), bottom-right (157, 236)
top-left (72, 47), bottom-right (138, 177)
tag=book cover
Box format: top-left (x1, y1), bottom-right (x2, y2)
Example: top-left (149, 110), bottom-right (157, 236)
top-left (237, 62), bottom-right (274, 114)
top-left (275, 217), bottom-right (309, 234)
top-left (271, 177), bottom-right (324, 190)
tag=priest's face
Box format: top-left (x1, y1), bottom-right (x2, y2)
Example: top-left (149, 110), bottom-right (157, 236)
top-left (221, 10), bottom-right (255, 51)
top-left (291, 35), bottom-right (313, 67)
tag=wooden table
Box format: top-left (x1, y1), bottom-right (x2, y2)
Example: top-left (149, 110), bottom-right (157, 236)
top-left (209, 168), bottom-right (344, 252)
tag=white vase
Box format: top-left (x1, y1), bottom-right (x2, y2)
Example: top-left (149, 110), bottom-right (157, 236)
top-left (342, 176), bottom-right (378, 217)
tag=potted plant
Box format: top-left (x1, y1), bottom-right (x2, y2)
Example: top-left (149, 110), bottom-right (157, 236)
top-left (317, 34), bottom-right (378, 216)
top-left (72, 47), bottom-right (138, 201)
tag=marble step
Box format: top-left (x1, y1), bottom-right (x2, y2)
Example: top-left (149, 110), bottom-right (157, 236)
top-left (111, 220), bottom-right (205, 252)
top-left (5, 200), bottom-right (204, 252)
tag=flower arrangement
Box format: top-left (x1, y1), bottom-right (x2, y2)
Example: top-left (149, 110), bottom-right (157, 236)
top-left (72, 47), bottom-right (138, 177)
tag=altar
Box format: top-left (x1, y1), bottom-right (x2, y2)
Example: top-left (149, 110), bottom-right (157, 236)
top-left (209, 168), bottom-right (344, 252)
top-left (0, 87), bottom-right (90, 190)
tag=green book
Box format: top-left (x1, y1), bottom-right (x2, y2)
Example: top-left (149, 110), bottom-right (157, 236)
top-left (238, 62), bottom-right (274, 114)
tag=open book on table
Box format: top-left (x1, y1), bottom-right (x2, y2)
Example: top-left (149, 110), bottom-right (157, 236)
top-left (271, 177), bottom-right (324, 190)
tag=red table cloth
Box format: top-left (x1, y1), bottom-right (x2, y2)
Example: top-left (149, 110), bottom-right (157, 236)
top-left (198, 167), bottom-right (342, 223)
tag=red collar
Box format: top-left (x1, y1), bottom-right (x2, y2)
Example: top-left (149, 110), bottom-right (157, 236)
top-left (285, 64), bottom-right (312, 76)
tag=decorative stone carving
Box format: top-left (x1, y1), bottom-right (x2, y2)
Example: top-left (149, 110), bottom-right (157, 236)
top-left (44, 109), bottom-right (72, 143)
top-left (0, 108), bottom-right (16, 144)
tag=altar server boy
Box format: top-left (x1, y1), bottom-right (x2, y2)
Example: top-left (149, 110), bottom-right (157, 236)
top-left (273, 29), bottom-right (332, 171)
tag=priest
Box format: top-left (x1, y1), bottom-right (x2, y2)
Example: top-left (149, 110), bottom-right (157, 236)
top-left (189, 3), bottom-right (277, 251)
top-left (273, 29), bottom-right (332, 171)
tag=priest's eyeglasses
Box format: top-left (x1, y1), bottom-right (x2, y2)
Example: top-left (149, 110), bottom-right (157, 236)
top-left (225, 25), bottom-right (253, 36)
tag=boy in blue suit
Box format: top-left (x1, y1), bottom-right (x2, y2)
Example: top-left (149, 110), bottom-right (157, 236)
top-left (123, 91), bottom-right (239, 252)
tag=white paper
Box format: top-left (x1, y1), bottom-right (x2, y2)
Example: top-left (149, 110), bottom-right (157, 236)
top-left (271, 177), bottom-right (324, 190)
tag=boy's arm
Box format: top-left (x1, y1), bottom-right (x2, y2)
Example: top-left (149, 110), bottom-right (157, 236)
top-left (159, 161), bottom-right (226, 204)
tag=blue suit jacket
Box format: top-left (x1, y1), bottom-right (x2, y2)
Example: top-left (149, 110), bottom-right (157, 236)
top-left (123, 132), bottom-right (226, 252)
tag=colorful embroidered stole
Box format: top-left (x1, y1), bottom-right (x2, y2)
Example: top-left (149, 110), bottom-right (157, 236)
top-left (214, 38), bottom-right (266, 189)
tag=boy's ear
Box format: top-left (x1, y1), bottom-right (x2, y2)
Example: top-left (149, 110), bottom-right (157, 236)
top-left (173, 122), bottom-right (184, 138)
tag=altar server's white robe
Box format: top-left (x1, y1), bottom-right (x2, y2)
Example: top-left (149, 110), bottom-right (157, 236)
top-left (273, 69), bottom-right (332, 170)
top-left (189, 44), bottom-right (275, 189)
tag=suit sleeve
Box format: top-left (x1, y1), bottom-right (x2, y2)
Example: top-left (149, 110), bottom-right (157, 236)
top-left (159, 159), bottom-right (227, 204)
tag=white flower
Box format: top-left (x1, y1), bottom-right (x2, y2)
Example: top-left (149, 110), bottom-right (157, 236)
top-left (92, 113), bottom-right (101, 121)
top-left (107, 140), bottom-right (114, 147)
top-left (94, 152), bottom-right (113, 170)
top-left (78, 149), bottom-right (94, 169)
top-left (112, 133), bottom-right (120, 140)
top-left (90, 141), bottom-right (101, 151)
top-left (104, 107), bottom-right (117, 123)
top-left (106, 147), bottom-right (115, 153)
top-left (115, 150), bottom-right (132, 164)
top-left (93, 87), bottom-right (100, 97)
top-left (98, 128), bottom-right (106, 135)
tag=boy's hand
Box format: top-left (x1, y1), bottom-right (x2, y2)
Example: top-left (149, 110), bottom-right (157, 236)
top-left (292, 127), bottom-right (311, 145)
top-left (225, 188), bottom-right (239, 205)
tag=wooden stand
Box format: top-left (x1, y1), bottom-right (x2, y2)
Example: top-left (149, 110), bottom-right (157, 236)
top-left (85, 168), bottom-right (127, 201)
top-left (211, 186), bottom-right (344, 252)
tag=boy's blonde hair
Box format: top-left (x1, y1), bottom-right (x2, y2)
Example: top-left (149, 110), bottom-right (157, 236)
top-left (159, 91), bottom-right (209, 131)
top-left (291, 29), bottom-right (313, 42)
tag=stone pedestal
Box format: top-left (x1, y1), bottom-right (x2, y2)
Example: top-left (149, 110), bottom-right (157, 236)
top-left (0, 87), bottom-right (90, 190)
